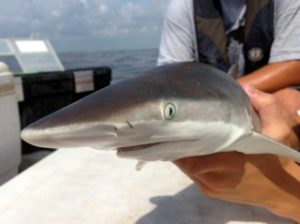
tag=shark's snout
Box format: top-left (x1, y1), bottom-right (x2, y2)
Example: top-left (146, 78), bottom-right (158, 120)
top-left (21, 127), bottom-right (58, 149)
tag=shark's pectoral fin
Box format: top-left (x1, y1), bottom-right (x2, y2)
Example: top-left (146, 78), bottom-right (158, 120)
top-left (227, 132), bottom-right (300, 163)
top-left (135, 160), bottom-right (147, 171)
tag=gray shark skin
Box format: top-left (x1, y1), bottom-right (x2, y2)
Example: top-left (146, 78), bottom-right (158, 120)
top-left (21, 63), bottom-right (300, 162)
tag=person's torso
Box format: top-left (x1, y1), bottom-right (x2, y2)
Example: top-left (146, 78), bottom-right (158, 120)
top-left (193, 0), bottom-right (274, 76)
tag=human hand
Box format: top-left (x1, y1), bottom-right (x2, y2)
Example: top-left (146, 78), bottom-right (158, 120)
top-left (248, 87), bottom-right (300, 150)
top-left (174, 86), bottom-right (300, 222)
top-left (273, 88), bottom-right (300, 148)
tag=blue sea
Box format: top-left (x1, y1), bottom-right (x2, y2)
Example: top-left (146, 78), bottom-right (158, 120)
top-left (58, 49), bottom-right (159, 83)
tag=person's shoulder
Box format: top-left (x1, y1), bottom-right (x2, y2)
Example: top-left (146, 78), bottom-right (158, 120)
top-left (273, 0), bottom-right (300, 21)
top-left (167, 0), bottom-right (192, 8)
top-left (165, 0), bottom-right (193, 19)
top-left (273, 0), bottom-right (300, 4)
top-left (274, 0), bottom-right (300, 10)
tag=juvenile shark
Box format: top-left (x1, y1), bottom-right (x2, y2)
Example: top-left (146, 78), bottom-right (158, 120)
top-left (21, 63), bottom-right (300, 162)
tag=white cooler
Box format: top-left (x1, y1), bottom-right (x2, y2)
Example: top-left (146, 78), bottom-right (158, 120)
top-left (0, 62), bottom-right (21, 184)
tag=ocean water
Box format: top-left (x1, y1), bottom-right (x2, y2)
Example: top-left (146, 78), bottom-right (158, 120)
top-left (58, 49), bottom-right (159, 82)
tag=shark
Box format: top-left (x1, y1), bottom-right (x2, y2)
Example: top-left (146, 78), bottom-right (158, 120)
top-left (21, 62), bottom-right (300, 162)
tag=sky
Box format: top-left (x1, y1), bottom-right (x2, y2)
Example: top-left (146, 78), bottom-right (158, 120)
top-left (0, 0), bottom-right (170, 52)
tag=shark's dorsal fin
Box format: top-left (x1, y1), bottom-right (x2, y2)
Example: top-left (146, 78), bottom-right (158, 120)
top-left (227, 64), bottom-right (239, 79)
top-left (227, 132), bottom-right (300, 163)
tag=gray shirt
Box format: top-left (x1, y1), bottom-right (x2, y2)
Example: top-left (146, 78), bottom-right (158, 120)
top-left (157, 0), bottom-right (300, 75)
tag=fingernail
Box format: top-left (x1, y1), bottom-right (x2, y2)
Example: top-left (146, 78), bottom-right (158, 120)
top-left (297, 109), bottom-right (300, 117)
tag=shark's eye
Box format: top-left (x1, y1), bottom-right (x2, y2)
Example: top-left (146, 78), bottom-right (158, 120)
top-left (163, 103), bottom-right (176, 120)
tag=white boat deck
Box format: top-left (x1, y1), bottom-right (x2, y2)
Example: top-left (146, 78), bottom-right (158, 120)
top-left (0, 148), bottom-right (292, 224)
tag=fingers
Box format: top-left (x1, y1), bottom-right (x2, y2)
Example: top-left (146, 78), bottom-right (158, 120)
top-left (174, 152), bottom-right (242, 173)
top-left (274, 88), bottom-right (300, 124)
top-left (242, 85), bottom-right (291, 144)
top-left (174, 152), bottom-right (246, 191)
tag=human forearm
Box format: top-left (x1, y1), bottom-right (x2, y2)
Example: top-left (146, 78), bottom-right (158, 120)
top-left (238, 60), bottom-right (300, 92)
top-left (267, 160), bottom-right (300, 222)
top-left (268, 160), bottom-right (300, 223)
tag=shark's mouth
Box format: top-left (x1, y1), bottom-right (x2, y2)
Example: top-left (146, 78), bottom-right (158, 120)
top-left (117, 143), bottom-right (161, 152)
